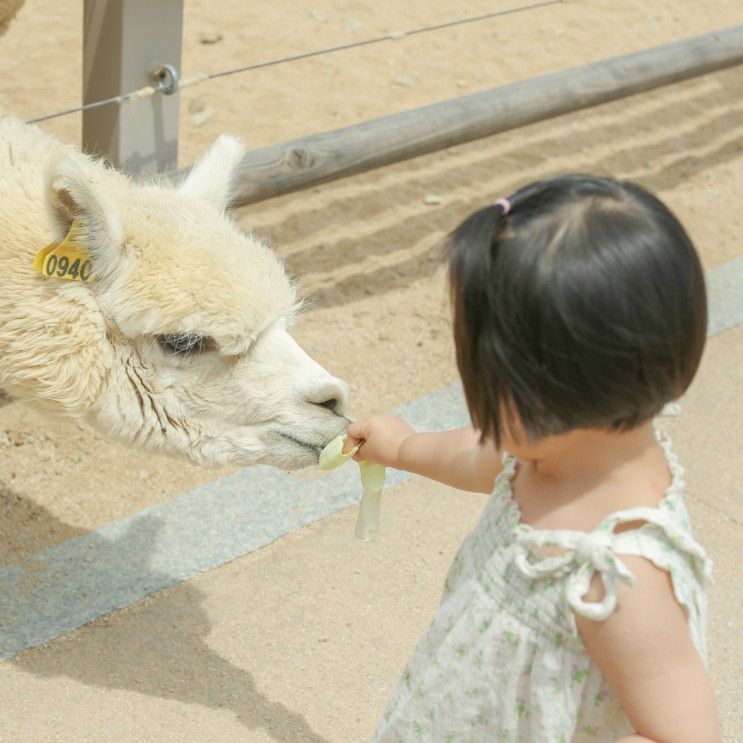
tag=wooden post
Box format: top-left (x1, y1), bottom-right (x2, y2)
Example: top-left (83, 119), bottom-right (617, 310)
top-left (82, 0), bottom-right (183, 173)
top-left (199, 25), bottom-right (743, 206)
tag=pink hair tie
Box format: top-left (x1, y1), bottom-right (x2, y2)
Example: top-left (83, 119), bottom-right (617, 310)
top-left (495, 197), bottom-right (511, 215)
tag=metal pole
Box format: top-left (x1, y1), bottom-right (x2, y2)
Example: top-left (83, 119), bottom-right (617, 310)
top-left (205, 25), bottom-right (743, 206)
top-left (83, 0), bottom-right (183, 173)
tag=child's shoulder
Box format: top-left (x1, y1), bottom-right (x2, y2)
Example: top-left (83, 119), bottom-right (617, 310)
top-left (512, 428), bottom-right (683, 534)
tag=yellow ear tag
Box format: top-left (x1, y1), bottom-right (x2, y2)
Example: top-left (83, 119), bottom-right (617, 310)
top-left (33, 219), bottom-right (94, 283)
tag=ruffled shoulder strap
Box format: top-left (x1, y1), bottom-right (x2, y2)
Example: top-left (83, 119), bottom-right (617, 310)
top-left (610, 506), bottom-right (712, 661)
top-left (511, 426), bottom-right (711, 660)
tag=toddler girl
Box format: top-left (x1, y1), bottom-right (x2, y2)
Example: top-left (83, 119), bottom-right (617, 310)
top-left (347, 175), bottom-right (718, 742)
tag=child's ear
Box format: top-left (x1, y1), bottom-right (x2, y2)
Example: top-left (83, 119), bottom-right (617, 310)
top-left (44, 154), bottom-right (123, 277)
top-left (179, 134), bottom-right (245, 212)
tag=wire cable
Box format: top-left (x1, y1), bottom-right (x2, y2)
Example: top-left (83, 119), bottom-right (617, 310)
top-left (25, 0), bottom-right (565, 124)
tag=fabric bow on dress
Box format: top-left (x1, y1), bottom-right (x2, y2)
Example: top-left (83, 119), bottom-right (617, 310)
top-left (513, 523), bottom-right (634, 621)
top-left (512, 507), bottom-right (713, 622)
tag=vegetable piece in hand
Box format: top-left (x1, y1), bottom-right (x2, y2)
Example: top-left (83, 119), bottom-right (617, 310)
top-left (356, 460), bottom-right (385, 540)
top-left (319, 434), bottom-right (386, 540)
top-left (319, 434), bottom-right (359, 470)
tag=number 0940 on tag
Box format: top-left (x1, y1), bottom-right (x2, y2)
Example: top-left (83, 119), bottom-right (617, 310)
top-left (38, 250), bottom-right (93, 283)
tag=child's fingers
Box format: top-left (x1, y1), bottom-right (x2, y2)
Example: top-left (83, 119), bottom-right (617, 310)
top-left (345, 419), bottom-right (367, 441)
top-left (343, 437), bottom-right (362, 455)
top-left (345, 422), bottom-right (370, 452)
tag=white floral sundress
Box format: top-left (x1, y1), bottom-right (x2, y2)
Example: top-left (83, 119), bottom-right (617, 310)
top-left (372, 431), bottom-right (712, 742)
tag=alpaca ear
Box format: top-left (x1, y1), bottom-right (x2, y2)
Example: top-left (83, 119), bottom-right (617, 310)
top-left (44, 153), bottom-right (123, 274)
top-left (180, 134), bottom-right (245, 211)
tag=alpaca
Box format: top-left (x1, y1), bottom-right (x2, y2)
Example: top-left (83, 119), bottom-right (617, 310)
top-left (0, 116), bottom-right (349, 469)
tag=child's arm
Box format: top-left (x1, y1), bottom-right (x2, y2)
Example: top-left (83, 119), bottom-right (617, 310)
top-left (345, 414), bottom-right (502, 494)
top-left (576, 555), bottom-right (720, 743)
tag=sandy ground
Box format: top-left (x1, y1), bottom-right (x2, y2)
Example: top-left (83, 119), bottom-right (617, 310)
top-left (0, 335), bottom-right (740, 741)
top-left (0, 0), bottom-right (742, 739)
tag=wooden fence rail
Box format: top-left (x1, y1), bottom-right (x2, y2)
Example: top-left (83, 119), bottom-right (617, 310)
top-left (207, 25), bottom-right (743, 206)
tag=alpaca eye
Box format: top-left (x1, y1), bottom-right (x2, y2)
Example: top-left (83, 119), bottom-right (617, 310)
top-left (156, 333), bottom-right (214, 356)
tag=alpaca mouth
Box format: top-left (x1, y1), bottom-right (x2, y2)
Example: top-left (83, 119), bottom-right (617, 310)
top-left (277, 432), bottom-right (323, 458)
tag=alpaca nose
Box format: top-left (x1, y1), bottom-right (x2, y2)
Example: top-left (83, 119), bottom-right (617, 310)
top-left (317, 397), bottom-right (341, 414)
top-left (305, 378), bottom-right (349, 416)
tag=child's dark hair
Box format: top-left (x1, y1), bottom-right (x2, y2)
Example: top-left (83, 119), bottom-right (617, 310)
top-left (449, 174), bottom-right (707, 447)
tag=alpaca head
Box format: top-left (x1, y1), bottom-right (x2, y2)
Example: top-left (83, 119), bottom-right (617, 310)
top-left (43, 135), bottom-right (349, 469)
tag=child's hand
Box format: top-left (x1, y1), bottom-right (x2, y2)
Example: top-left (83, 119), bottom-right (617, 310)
top-left (345, 414), bottom-right (415, 469)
